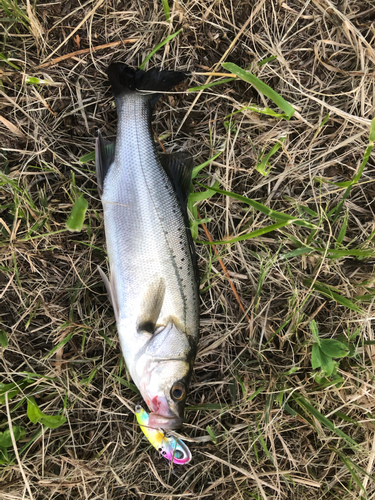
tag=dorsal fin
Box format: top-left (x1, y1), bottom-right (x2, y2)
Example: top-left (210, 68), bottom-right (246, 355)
top-left (159, 152), bottom-right (194, 207)
top-left (95, 130), bottom-right (115, 196)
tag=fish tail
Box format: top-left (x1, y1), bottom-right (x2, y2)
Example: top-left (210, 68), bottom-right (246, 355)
top-left (107, 63), bottom-right (186, 104)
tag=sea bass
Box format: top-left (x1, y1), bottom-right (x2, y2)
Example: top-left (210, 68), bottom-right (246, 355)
top-left (96, 63), bottom-right (200, 430)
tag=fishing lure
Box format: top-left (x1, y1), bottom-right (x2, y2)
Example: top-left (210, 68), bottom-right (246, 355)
top-left (135, 405), bottom-right (192, 465)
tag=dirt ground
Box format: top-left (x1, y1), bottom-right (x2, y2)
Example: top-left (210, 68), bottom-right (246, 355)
top-left (1, 0), bottom-right (375, 499)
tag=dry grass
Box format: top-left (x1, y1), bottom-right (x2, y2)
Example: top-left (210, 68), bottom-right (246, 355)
top-left (1, 0), bottom-right (375, 498)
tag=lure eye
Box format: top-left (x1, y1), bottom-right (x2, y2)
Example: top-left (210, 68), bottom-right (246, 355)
top-left (174, 449), bottom-right (184, 460)
top-left (171, 382), bottom-right (186, 401)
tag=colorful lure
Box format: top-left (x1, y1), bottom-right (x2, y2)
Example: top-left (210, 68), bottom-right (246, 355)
top-left (135, 405), bottom-right (192, 465)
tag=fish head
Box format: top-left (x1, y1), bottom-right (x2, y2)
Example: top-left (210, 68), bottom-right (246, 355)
top-left (135, 321), bottom-right (195, 430)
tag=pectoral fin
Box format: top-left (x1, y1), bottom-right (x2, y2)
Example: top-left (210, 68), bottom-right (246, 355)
top-left (97, 265), bottom-right (119, 321)
top-left (137, 277), bottom-right (166, 334)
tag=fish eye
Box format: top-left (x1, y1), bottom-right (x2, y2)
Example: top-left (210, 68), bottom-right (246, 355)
top-left (171, 382), bottom-right (186, 401)
top-left (174, 449), bottom-right (184, 459)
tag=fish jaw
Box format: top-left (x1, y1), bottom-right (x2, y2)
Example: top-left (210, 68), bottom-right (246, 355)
top-left (140, 384), bottom-right (184, 430)
top-left (148, 413), bottom-right (183, 430)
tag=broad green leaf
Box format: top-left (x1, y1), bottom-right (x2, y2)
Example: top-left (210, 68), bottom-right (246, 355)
top-left (27, 396), bottom-right (45, 424)
top-left (0, 426), bottom-right (25, 448)
top-left (40, 414), bottom-right (66, 429)
top-left (66, 195), bottom-right (88, 232)
top-left (311, 343), bottom-right (322, 369)
top-left (139, 30), bottom-right (182, 71)
top-left (27, 397), bottom-right (66, 429)
top-left (310, 320), bottom-right (320, 344)
top-left (0, 380), bottom-right (30, 404)
top-left (320, 339), bottom-right (349, 358)
top-left (196, 182), bottom-right (317, 229)
top-left (189, 217), bottom-right (210, 240)
top-left (320, 349), bottom-right (335, 376)
top-left (0, 329), bottom-right (8, 348)
top-left (222, 62), bottom-right (295, 119)
top-left (0, 447), bottom-right (9, 464)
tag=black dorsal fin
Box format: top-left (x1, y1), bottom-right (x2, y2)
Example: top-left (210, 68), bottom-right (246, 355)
top-left (95, 130), bottom-right (115, 196)
top-left (159, 152), bottom-right (194, 207)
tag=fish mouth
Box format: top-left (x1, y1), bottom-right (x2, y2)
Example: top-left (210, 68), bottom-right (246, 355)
top-left (147, 412), bottom-right (183, 430)
top-left (144, 393), bottom-right (184, 430)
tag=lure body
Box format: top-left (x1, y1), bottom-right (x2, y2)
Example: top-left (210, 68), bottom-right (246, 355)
top-left (135, 406), bottom-right (191, 464)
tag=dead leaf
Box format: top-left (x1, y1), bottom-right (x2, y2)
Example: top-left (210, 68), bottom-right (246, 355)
top-left (74, 34), bottom-right (81, 49)
top-left (0, 115), bottom-right (25, 138)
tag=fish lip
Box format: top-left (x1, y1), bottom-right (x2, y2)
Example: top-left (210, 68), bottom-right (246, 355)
top-left (147, 412), bottom-right (183, 430)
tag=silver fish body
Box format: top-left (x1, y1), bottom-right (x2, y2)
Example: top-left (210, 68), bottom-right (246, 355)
top-left (96, 63), bottom-right (199, 429)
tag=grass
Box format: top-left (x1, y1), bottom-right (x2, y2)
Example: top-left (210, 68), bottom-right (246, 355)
top-left (1, 0), bottom-right (375, 499)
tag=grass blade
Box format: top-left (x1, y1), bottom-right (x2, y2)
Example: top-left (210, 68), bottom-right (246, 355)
top-left (256, 136), bottom-right (286, 176)
top-left (222, 62), bottom-right (295, 119)
top-left (328, 117), bottom-right (375, 220)
top-left (198, 221), bottom-right (291, 245)
top-left (225, 106), bottom-right (288, 119)
top-left (79, 151), bottom-right (95, 163)
top-left (294, 395), bottom-right (359, 448)
top-left (139, 30), bottom-right (181, 71)
top-left (196, 182), bottom-right (317, 229)
top-left (192, 150), bottom-right (223, 179)
top-left (161, 0), bottom-right (170, 22)
top-left (188, 77), bottom-right (236, 92)
top-left (304, 279), bottom-right (363, 313)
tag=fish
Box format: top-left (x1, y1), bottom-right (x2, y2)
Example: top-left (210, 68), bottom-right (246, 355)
top-left (135, 405), bottom-right (191, 464)
top-left (96, 63), bottom-right (200, 431)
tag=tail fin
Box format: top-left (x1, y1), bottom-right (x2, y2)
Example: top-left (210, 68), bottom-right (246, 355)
top-left (107, 63), bottom-right (186, 105)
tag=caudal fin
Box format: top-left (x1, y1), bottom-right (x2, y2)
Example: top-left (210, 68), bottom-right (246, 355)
top-left (107, 63), bottom-right (186, 103)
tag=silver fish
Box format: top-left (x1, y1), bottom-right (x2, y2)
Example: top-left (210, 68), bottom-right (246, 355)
top-left (96, 63), bottom-right (199, 430)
